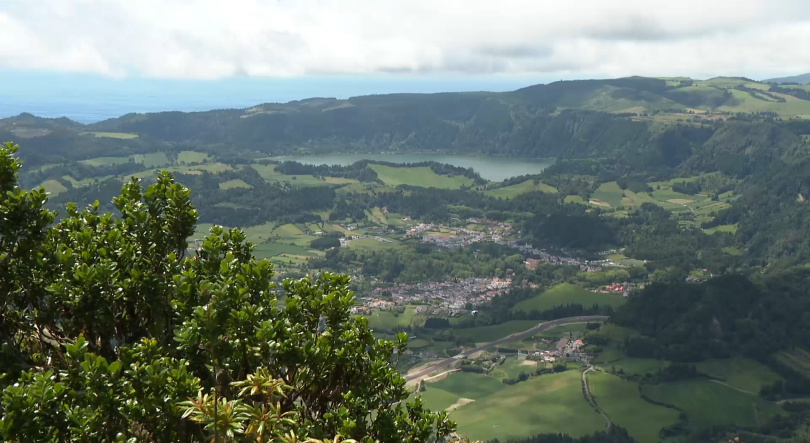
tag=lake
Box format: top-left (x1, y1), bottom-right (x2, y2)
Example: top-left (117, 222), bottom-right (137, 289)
top-left (273, 154), bottom-right (553, 182)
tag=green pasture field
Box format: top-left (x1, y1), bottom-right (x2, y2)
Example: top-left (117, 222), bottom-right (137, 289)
top-left (591, 346), bottom-right (625, 364)
top-left (80, 132), bottom-right (138, 139)
top-left (564, 195), bottom-right (586, 205)
top-left (79, 156), bottom-right (132, 166)
top-left (450, 320), bottom-right (539, 343)
top-left (131, 152), bottom-right (171, 168)
top-left (498, 357), bottom-right (540, 379)
top-left (591, 182), bottom-right (624, 208)
top-left (643, 379), bottom-right (782, 428)
top-left (601, 358), bottom-right (668, 375)
top-left (415, 388), bottom-right (459, 412)
top-left (219, 179), bottom-right (253, 189)
top-left (252, 243), bottom-right (319, 260)
top-left (241, 222), bottom-right (277, 243)
top-left (62, 175), bottom-right (110, 187)
top-left (249, 164), bottom-right (332, 187)
top-left (511, 283), bottom-right (626, 312)
top-left (704, 224), bottom-right (737, 234)
top-left (588, 372), bottom-right (680, 443)
top-left (363, 307), bottom-right (417, 331)
top-left (368, 164), bottom-right (474, 189)
top-left (268, 224), bottom-right (314, 246)
top-left (484, 180), bottom-right (558, 199)
top-left (428, 372), bottom-right (505, 400)
top-left (695, 358), bottom-right (782, 393)
top-left (345, 237), bottom-right (403, 252)
top-left (127, 163), bottom-right (234, 180)
top-left (177, 151), bottom-right (210, 164)
top-left (449, 370), bottom-right (604, 441)
top-left (606, 253), bottom-right (646, 267)
top-left (40, 179), bottom-right (68, 195)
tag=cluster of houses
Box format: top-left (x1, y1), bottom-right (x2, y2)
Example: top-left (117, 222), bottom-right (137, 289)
top-left (525, 335), bottom-right (590, 364)
top-left (409, 220), bottom-right (514, 249)
top-left (350, 277), bottom-right (512, 315)
top-left (591, 282), bottom-right (632, 296)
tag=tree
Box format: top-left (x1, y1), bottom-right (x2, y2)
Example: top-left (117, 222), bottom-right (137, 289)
top-left (0, 142), bottom-right (455, 443)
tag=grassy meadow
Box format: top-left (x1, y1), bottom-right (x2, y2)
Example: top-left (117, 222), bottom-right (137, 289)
top-left (80, 132), bottom-right (138, 139)
top-left (447, 370), bottom-right (605, 441)
top-left (643, 379), bottom-right (782, 428)
top-left (369, 164), bottom-right (474, 189)
top-left (484, 180), bottom-right (558, 198)
top-left (588, 372), bottom-right (680, 443)
top-left (511, 283), bottom-right (626, 312)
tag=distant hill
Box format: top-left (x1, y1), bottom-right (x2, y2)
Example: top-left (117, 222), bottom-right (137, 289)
top-left (4, 75), bottom-right (810, 167)
top-left (764, 73), bottom-right (810, 84)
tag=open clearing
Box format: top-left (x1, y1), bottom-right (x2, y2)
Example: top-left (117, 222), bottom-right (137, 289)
top-left (450, 320), bottom-right (539, 343)
top-left (511, 283), bottom-right (626, 312)
top-left (588, 372), bottom-right (680, 443)
top-left (643, 379), bottom-right (782, 428)
top-left (177, 151), bottom-right (210, 164)
top-left (369, 164), bottom-right (474, 189)
top-left (80, 131), bottom-right (138, 139)
top-left (40, 179), bottom-right (68, 195)
top-left (449, 370), bottom-right (604, 441)
top-left (484, 180), bottom-right (558, 198)
top-left (695, 358), bottom-right (783, 393)
top-left (667, 198), bottom-right (694, 205)
top-left (131, 152), bottom-right (171, 168)
top-left (219, 179), bottom-right (253, 189)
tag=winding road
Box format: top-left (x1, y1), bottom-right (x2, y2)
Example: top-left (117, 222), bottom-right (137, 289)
top-left (405, 315), bottom-right (608, 382)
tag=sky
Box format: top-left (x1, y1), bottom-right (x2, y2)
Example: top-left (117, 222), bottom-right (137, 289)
top-left (1, 0), bottom-right (810, 120)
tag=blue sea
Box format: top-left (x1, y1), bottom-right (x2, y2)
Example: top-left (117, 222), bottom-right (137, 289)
top-left (0, 71), bottom-right (550, 124)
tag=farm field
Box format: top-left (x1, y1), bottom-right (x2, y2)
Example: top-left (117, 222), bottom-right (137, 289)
top-left (252, 243), bottom-right (320, 260)
top-left (345, 237), bottom-right (403, 252)
top-left (40, 179), bottom-right (68, 195)
top-left (131, 152), bottom-right (171, 168)
top-left (591, 182), bottom-right (624, 208)
top-left (62, 175), bottom-right (111, 187)
top-left (450, 320), bottom-right (539, 343)
top-left (250, 164), bottom-right (337, 187)
top-left (79, 131), bottom-right (138, 139)
top-left (448, 370), bottom-right (605, 441)
top-left (588, 372), bottom-right (680, 443)
top-left (219, 179), bottom-right (253, 189)
top-left (368, 164), bottom-right (474, 189)
top-left (79, 156), bottom-right (131, 166)
top-left (597, 358), bottom-right (668, 375)
top-left (484, 180), bottom-right (558, 198)
top-left (363, 307), bottom-right (417, 332)
top-left (643, 379), bottom-right (782, 428)
top-left (177, 151), bottom-right (210, 164)
top-left (511, 283), bottom-right (626, 312)
top-left (695, 358), bottom-right (783, 393)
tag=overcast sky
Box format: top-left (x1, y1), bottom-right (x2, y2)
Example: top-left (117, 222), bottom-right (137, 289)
top-left (1, 0), bottom-right (809, 81)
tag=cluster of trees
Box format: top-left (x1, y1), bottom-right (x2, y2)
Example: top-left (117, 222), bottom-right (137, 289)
top-left (613, 271), bottom-right (810, 362)
top-left (274, 160), bottom-right (379, 182)
top-left (485, 427), bottom-right (637, 443)
top-left (0, 142), bottom-right (455, 443)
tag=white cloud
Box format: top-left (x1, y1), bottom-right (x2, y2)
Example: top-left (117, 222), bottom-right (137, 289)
top-left (0, 0), bottom-right (808, 80)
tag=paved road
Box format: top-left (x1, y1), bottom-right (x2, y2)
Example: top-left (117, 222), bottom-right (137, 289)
top-left (405, 315), bottom-right (608, 382)
top-left (583, 366), bottom-right (612, 429)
